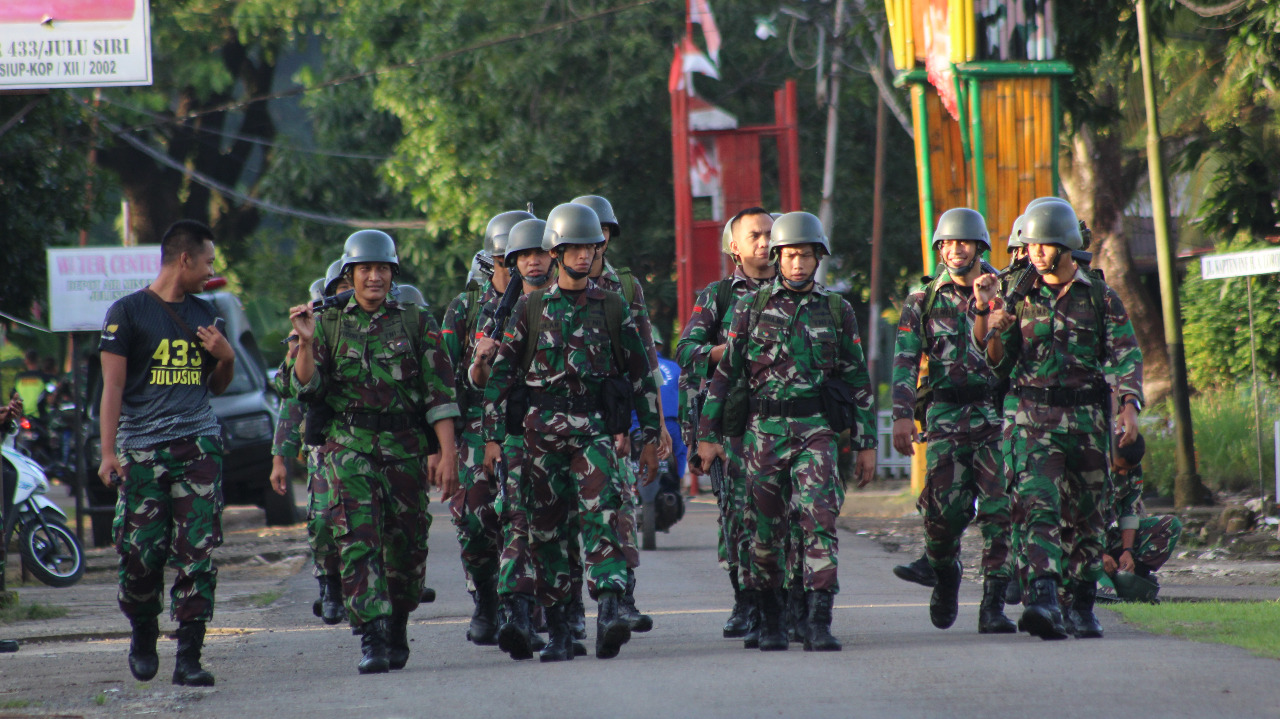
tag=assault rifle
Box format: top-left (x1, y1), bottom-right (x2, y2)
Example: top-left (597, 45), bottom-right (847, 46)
top-left (311, 288), bottom-right (354, 312)
top-left (981, 265), bottom-right (1038, 344)
top-left (483, 269), bottom-right (523, 496)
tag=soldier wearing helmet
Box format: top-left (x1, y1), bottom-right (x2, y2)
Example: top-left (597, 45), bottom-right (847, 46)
top-left (438, 210), bottom-right (533, 648)
top-left (675, 206), bottom-right (776, 640)
top-left (695, 211), bottom-right (877, 653)
top-left (972, 199), bottom-right (1144, 641)
top-left (481, 202), bottom-right (661, 663)
top-left (888, 207), bottom-right (1017, 636)
top-left (289, 229), bottom-right (460, 674)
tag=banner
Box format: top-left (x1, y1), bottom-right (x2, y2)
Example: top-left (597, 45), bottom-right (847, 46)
top-left (0, 0), bottom-right (152, 89)
top-left (46, 246), bottom-right (159, 331)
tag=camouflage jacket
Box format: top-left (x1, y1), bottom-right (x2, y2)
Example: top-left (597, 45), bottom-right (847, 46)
top-left (890, 273), bottom-right (1001, 434)
top-left (983, 268), bottom-right (1143, 434)
top-left (1106, 465), bottom-right (1144, 531)
top-left (597, 262), bottom-right (660, 384)
top-left (697, 283), bottom-right (877, 449)
top-left (482, 280), bottom-right (660, 444)
top-left (441, 280), bottom-right (500, 423)
top-left (295, 296), bottom-right (459, 462)
top-left (272, 396), bottom-right (304, 458)
top-left (675, 267), bottom-right (773, 387)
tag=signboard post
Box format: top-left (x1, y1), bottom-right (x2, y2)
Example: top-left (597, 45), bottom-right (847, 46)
top-left (1200, 248), bottom-right (1280, 496)
top-left (46, 246), bottom-right (160, 331)
top-left (0, 0), bottom-right (152, 90)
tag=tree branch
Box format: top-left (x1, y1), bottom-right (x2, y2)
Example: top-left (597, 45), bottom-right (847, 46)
top-left (1173, 0), bottom-right (1246, 17)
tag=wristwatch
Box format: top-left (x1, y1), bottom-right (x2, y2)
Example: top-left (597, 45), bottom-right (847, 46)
top-left (1121, 547), bottom-right (1134, 555)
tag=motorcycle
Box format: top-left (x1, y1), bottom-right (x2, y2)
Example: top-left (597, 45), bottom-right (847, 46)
top-left (2, 440), bottom-right (85, 587)
top-left (629, 429), bottom-right (686, 551)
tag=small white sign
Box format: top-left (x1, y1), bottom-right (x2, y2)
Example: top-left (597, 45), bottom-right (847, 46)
top-left (0, 0), bottom-right (152, 90)
top-left (1199, 247), bottom-right (1280, 281)
top-left (47, 246), bottom-right (159, 332)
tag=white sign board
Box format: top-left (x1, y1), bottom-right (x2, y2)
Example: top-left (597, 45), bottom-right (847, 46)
top-left (47, 246), bottom-right (159, 332)
top-left (0, 0), bottom-right (152, 89)
top-left (1200, 247), bottom-right (1280, 281)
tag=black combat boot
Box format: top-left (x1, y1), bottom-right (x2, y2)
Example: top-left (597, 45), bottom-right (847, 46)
top-left (321, 575), bottom-right (345, 625)
top-left (804, 590), bottom-right (842, 651)
top-left (171, 621), bottom-right (215, 686)
top-left (568, 588), bottom-right (588, 641)
top-left (128, 616), bottom-right (160, 681)
top-left (313, 577), bottom-right (325, 619)
top-left (978, 576), bottom-right (1018, 634)
top-left (387, 610), bottom-right (410, 670)
top-left (930, 560), bottom-right (962, 630)
top-left (757, 588), bottom-right (788, 651)
top-left (723, 567), bottom-right (752, 638)
top-left (741, 591), bottom-right (762, 649)
top-left (1017, 577), bottom-right (1068, 640)
top-left (420, 586), bottom-right (436, 603)
top-left (539, 602), bottom-right (575, 662)
top-left (497, 594), bottom-right (535, 660)
top-left (787, 585), bottom-right (809, 643)
top-left (467, 575), bottom-right (500, 646)
top-left (1072, 581), bottom-right (1104, 638)
top-left (1004, 577), bottom-right (1023, 605)
top-left (595, 591), bottom-right (632, 659)
top-left (356, 618), bottom-right (391, 674)
top-left (619, 569), bottom-right (653, 633)
top-left (893, 553), bottom-right (938, 588)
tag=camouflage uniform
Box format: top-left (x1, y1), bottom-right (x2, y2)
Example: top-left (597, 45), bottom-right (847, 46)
top-left (441, 281), bottom-right (502, 591)
top-left (482, 281), bottom-right (660, 606)
top-left (296, 296), bottom-right (459, 626)
top-left (1104, 466), bottom-right (1182, 573)
top-left (114, 435), bottom-right (224, 622)
top-left (891, 271), bottom-right (1011, 578)
top-left (987, 268), bottom-right (1143, 589)
top-left (698, 284), bottom-right (876, 593)
top-left (272, 371), bottom-right (339, 579)
top-left (675, 268), bottom-right (770, 584)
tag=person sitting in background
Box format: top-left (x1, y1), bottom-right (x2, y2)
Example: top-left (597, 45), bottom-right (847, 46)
top-left (1101, 434), bottom-right (1182, 602)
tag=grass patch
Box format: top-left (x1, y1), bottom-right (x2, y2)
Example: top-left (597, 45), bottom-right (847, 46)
top-left (248, 589), bottom-right (283, 608)
top-left (1113, 600), bottom-right (1280, 659)
top-left (0, 699), bottom-right (34, 709)
top-left (94, 692), bottom-right (107, 706)
top-left (0, 600), bottom-right (68, 624)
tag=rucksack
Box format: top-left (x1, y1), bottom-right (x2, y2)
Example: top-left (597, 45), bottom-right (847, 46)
top-left (518, 288), bottom-right (629, 378)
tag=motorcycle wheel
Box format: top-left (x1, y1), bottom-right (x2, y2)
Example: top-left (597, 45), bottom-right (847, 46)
top-left (641, 500), bottom-right (657, 551)
top-left (19, 514), bottom-right (85, 588)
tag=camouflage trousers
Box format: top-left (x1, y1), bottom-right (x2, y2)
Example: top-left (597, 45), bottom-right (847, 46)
top-left (716, 439), bottom-right (752, 580)
top-left (743, 420), bottom-right (844, 593)
top-left (919, 426), bottom-right (1011, 577)
top-left (306, 448), bottom-right (339, 578)
top-left (613, 452), bottom-right (641, 569)
top-left (113, 435), bottom-right (224, 623)
top-left (1105, 515), bottom-right (1183, 573)
top-left (450, 418), bottom-right (501, 592)
top-left (1010, 426), bottom-right (1109, 587)
top-left (320, 445), bottom-right (430, 625)
top-left (517, 431), bottom-right (628, 606)
top-left (496, 435), bottom-right (537, 597)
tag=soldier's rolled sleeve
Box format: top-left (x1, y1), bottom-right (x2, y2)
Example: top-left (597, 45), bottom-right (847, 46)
top-left (418, 313), bottom-right (461, 424)
top-left (837, 297), bottom-right (878, 450)
top-left (272, 397), bottom-right (304, 458)
top-left (482, 296), bottom-right (529, 444)
top-left (889, 289), bottom-right (926, 421)
top-left (272, 357), bottom-right (294, 398)
top-left (985, 320), bottom-right (1021, 378)
top-left (675, 284), bottom-right (719, 380)
top-left (697, 296), bottom-right (750, 443)
top-left (440, 295), bottom-right (468, 373)
top-left (1104, 287), bottom-right (1144, 405)
top-left (294, 320), bottom-right (329, 403)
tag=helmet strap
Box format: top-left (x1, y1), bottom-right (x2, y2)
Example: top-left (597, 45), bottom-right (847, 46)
top-left (1033, 245), bottom-right (1064, 275)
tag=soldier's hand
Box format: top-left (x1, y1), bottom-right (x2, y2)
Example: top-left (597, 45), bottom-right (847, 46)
top-left (853, 448), bottom-right (877, 488)
top-left (288, 303), bottom-right (316, 344)
top-left (98, 452), bottom-right (127, 489)
top-left (1102, 553), bottom-right (1118, 575)
top-left (891, 418), bottom-right (918, 456)
top-left (434, 445), bottom-right (459, 498)
top-left (473, 336), bottom-right (499, 363)
top-left (638, 442), bottom-right (659, 485)
top-left (269, 455), bottom-right (289, 496)
top-left (615, 432), bottom-right (632, 458)
top-left (483, 441), bottom-right (502, 477)
top-left (1118, 549), bottom-right (1136, 573)
top-left (973, 273), bottom-right (1000, 306)
top-left (709, 343), bottom-right (728, 364)
top-left (658, 424), bottom-right (673, 460)
top-left (427, 453), bottom-right (441, 485)
top-left (197, 323), bottom-right (235, 363)
top-left (695, 441), bottom-right (726, 476)
top-left (1116, 403), bottom-right (1140, 447)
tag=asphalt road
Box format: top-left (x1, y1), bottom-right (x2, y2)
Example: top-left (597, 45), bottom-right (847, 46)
top-left (6, 498), bottom-right (1280, 719)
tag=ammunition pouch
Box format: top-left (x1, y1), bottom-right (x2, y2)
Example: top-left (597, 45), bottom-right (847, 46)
top-left (598, 377), bottom-right (634, 435)
top-left (304, 403), bottom-right (335, 447)
top-left (913, 384), bottom-right (932, 424)
top-left (506, 386), bottom-right (530, 436)
top-left (819, 379), bottom-right (858, 436)
top-left (720, 375), bottom-right (751, 438)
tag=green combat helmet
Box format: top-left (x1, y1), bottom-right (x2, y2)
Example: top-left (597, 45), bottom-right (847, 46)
top-left (339, 229), bottom-right (399, 276)
top-left (721, 218), bottom-right (735, 257)
top-left (390, 284), bottom-right (426, 307)
top-left (543, 203), bottom-right (605, 251)
top-left (1007, 215), bottom-right (1027, 252)
top-left (484, 210), bottom-right (536, 259)
top-left (570, 195), bottom-right (620, 238)
top-left (1112, 571), bottom-right (1160, 603)
top-left (309, 278), bottom-right (326, 304)
top-left (504, 219), bottom-right (548, 269)
top-left (768, 211), bottom-right (830, 262)
top-left (932, 207), bottom-right (991, 252)
top-left (1019, 201), bottom-right (1083, 251)
top-left (323, 260), bottom-right (345, 296)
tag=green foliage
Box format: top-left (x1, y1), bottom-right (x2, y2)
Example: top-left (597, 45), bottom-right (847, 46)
top-left (0, 599), bottom-right (69, 624)
top-left (1113, 600), bottom-right (1280, 660)
top-left (1143, 384), bottom-right (1279, 497)
top-left (1181, 238), bottom-right (1280, 389)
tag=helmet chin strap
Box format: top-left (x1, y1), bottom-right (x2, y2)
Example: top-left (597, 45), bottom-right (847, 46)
top-left (1033, 245), bottom-right (1064, 276)
top-left (563, 265), bottom-right (591, 280)
top-left (946, 257), bottom-right (977, 278)
top-left (523, 272), bottom-right (551, 287)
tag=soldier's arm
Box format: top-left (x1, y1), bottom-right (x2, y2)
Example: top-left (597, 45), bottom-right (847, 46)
top-left (482, 296), bottom-right (530, 444)
top-left (697, 294), bottom-right (750, 443)
top-left (627, 280), bottom-right (661, 377)
top-left (837, 298), bottom-right (878, 450)
top-left (417, 311), bottom-right (461, 425)
top-left (439, 294), bottom-right (468, 371)
top-left (622, 311), bottom-right (661, 444)
top-left (889, 289), bottom-right (927, 421)
top-left (294, 314), bottom-right (329, 403)
top-left (674, 283), bottom-right (720, 379)
top-left (272, 397), bottom-right (305, 458)
top-left (272, 355), bottom-right (294, 398)
top-left (1104, 286), bottom-right (1144, 405)
top-left (1116, 468), bottom-right (1143, 532)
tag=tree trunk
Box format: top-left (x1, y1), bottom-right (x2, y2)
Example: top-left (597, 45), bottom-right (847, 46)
top-left (1060, 125), bottom-right (1172, 404)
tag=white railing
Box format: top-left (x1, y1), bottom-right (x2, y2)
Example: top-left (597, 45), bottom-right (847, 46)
top-left (876, 409), bottom-right (913, 478)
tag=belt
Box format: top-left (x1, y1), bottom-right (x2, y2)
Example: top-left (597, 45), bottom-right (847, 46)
top-left (528, 391), bottom-right (602, 414)
top-left (339, 412), bottom-right (420, 431)
top-left (1011, 385), bottom-right (1109, 408)
top-left (748, 396), bottom-right (823, 418)
top-left (932, 380), bottom-right (1008, 405)
top-left (462, 388), bottom-right (485, 407)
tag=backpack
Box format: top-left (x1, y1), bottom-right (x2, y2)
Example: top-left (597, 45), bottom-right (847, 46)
top-left (613, 266), bottom-right (637, 306)
top-left (519, 288), bottom-right (629, 377)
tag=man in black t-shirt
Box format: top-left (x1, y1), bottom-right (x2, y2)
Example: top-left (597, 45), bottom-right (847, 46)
top-left (98, 220), bottom-right (236, 687)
